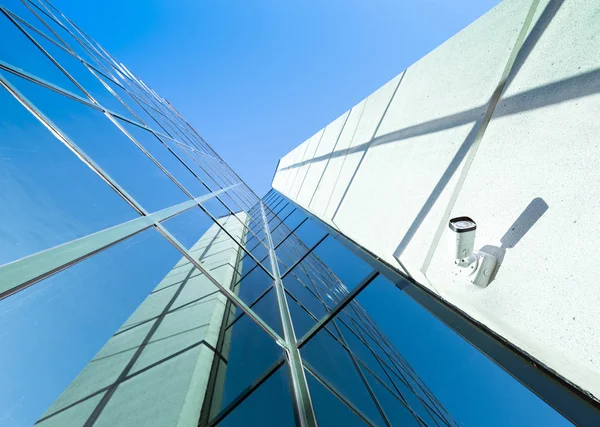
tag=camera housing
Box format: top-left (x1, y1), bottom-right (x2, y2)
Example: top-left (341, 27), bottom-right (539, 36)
top-left (448, 216), bottom-right (497, 287)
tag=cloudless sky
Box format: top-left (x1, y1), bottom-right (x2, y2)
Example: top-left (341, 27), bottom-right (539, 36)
top-left (50, 0), bottom-right (502, 196)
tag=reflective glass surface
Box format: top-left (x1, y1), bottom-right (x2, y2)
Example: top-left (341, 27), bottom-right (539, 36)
top-left (0, 228), bottom-right (187, 426)
top-left (218, 366), bottom-right (295, 427)
top-left (1, 73), bottom-right (190, 212)
top-left (0, 2), bottom-right (582, 424)
top-left (0, 83), bottom-right (137, 266)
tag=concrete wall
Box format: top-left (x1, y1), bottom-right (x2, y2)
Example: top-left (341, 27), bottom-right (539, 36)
top-left (272, 0), bottom-right (600, 400)
top-left (36, 214), bottom-right (247, 427)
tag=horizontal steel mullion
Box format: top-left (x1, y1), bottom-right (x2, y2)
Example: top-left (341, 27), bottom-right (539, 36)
top-left (155, 223), bottom-right (286, 348)
top-left (0, 186), bottom-right (236, 301)
top-left (298, 271), bottom-right (379, 348)
top-left (303, 362), bottom-right (376, 426)
top-left (204, 357), bottom-right (286, 426)
top-left (280, 234), bottom-right (329, 279)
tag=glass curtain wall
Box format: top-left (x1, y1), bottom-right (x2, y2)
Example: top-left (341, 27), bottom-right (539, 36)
top-left (0, 1), bottom-right (594, 427)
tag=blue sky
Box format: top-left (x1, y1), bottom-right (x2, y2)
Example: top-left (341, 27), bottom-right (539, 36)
top-left (51, 0), bottom-right (502, 196)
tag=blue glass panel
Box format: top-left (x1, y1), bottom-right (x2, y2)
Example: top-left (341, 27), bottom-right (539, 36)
top-left (1, 73), bottom-right (190, 212)
top-left (235, 263), bottom-right (273, 306)
top-left (0, 228), bottom-right (185, 427)
top-left (305, 369), bottom-right (367, 427)
top-left (15, 26), bottom-right (134, 118)
top-left (228, 287), bottom-right (281, 337)
top-left (282, 208), bottom-right (306, 231)
top-left (301, 328), bottom-right (386, 426)
top-left (312, 236), bottom-right (372, 292)
top-left (284, 272), bottom-right (328, 320)
top-left (356, 275), bottom-right (571, 426)
top-left (216, 313), bottom-right (282, 413)
top-left (362, 368), bottom-right (421, 426)
top-left (119, 120), bottom-right (208, 197)
top-left (0, 83), bottom-right (137, 266)
top-left (0, 12), bottom-right (84, 96)
top-left (286, 293), bottom-right (317, 339)
top-left (218, 365), bottom-right (294, 427)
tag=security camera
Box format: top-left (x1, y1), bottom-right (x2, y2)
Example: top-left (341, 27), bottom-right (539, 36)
top-left (448, 216), bottom-right (497, 287)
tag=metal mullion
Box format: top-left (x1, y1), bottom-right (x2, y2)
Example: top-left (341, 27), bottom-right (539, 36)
top-left (276, 191), bottom-right (600, 424)
top-left (0, 165), bottom-right (234, 299)
top-left (329, 320), bottom-right (391, 426)
top-left (225, 285), bottom-right (275, 331)
top-left (28, 0), bottom-right (112, 76)
top-left (280, 234), bottom-right (329, 279)
top-left (195, 202), bottom-right (276, 282)
top-left (1, 9), bottom-right (99, 106)
top-left (19, 0), bottom-right (74, 54)
top-left (234, 217), bottom-right (311, 287)
top-left (303, 362), bottom-right (376, 426)
top-left (285, 272), bottom-right (333, 316)
top-left (0, 73), bottom-right (147, 220)
top-left (288, 284), bottom-right (423, 424)
top-left (352, 350), bottom-right (427, 426)
top-left (345, 304), bottom-right (448, 420)
top-left (204, 357), bottom-right (286, 426)
top-left (298, 271), bottom-right (379, 348)
top-left (1, 29), bottom-right (195, 205)
top-left (155, 223), bottom-right (286, 348)
top-left (259, 203), bottom-right (317, 427)
top-left (269, 208), bottom-right (298, 236)
top-left (336, 312), bottom-right (439, 425)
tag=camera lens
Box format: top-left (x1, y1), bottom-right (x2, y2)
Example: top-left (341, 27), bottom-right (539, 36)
top-left (454, 220), bottom-right (475, 229)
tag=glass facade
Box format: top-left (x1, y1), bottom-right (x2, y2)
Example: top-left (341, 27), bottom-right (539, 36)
top-left (0, 1), bottom-right (596, 427)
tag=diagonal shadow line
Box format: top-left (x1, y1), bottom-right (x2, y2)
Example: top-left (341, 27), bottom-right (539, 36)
top-left (393, 118), bottom-right (483, 257)
top-left (35, 340), bottom-right (225, 425)
top-left (92, 324), bottom-right (211, 363)
top-left (280, 66), bottom-right (598, 174)
top-left (82, 224), bottom-right (226, 426)
top-left (504, 0), bottom-right (566, 90)
top-left (307, 109), bottom-right (351, 209)
top-left (114, 290), bottom-right (221, 337)
top-left (331, 71), bottom-right (406, 221)
top-left (417, 0), bottom-right (568, 270)
top-left (293, 126), bottom-right (326, 199)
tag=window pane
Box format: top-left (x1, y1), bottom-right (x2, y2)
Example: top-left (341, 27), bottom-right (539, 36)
top-left (355, 275), bottom-right (571, 426)
top-left (311, 236), bottom-right (372, 292)
top-left (301, 328), bottom-right (385, 426)
top-left (0, 228), bottom-right (191, 426)
top-left (0, 83), bottom-right (137, 266)
top-left (286, 292), bottom-right (317, 339)
top-left (234, 262), bottom-right (273, 306)
top-left (120, 120), bottom-right (208, 198)
top-left (362, 368), bottom-right (420, 427)
top-left (0, 13), bottom-right (84, 96)
top-left (218, 365), bottom-right (295, 427)
top-left (305, 369), bottom-right (367, 427)
top-left (1, 73), bottom-right (190, 212)
top-left (210, 314), bottom-right (282, 417)
top-left (227, 287), bottom-right (281, 338)
top-left (284, 272), bottom-right (328, 320)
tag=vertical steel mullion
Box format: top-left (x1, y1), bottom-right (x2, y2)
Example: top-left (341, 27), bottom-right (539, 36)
top-left (259, 202), bottom-right (317, 427)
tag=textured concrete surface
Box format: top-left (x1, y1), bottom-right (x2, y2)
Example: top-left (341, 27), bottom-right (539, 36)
top-left (272, 0), bottom-right (600, 400)
top-left (36, 214), bottom-right (247, 427)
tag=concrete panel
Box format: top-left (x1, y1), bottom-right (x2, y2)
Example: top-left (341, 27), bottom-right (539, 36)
top-left (37, 215), bottom-right (247, 426)
top-left (296, 111), bottom-right (350, 207)
top-left (309, 102), bottom-right (366, 219)
top-left (426, 0), bottom-right (600, 398)
top-left (272, 0), bottom-right (600, 401)
top-left (288, 130), bottom-right (325, 200)
top-left (324, 73), bottom-right (404, 221)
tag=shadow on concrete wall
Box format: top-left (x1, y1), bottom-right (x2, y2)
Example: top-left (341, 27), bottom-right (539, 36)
top-left (480, 197), bottom-right (549, 285)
